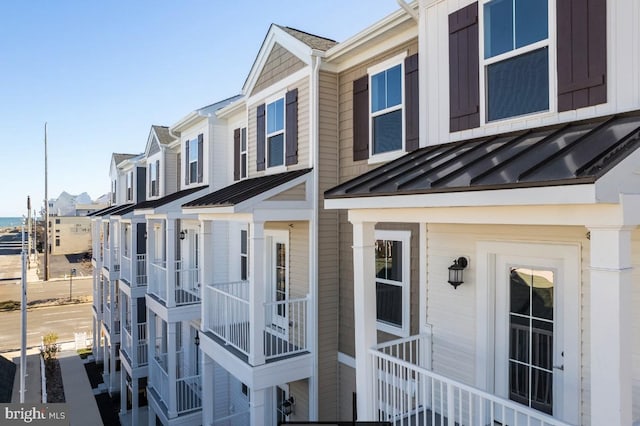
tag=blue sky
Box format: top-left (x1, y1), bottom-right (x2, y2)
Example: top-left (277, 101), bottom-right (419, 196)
top-left (0, 0), bottom-right (400, 217)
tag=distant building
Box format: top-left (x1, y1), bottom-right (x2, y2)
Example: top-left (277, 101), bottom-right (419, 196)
top-left (49, 216), bottom-right (91, 255)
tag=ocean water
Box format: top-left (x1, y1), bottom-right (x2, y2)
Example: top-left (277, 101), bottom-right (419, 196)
top-left (0, 217), bottom-right (24, 228)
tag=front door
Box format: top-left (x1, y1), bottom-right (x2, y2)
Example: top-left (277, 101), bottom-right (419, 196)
top-left (267, 230), bottom-right (289, 339)
top-left (493, 249), bottom-right (578, 422)
top-left (477, 241), bottom-right (580, 425)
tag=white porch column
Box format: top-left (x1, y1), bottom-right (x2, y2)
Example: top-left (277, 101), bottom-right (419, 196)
top-left (167, 321), bottom-right (178, 418)
top-left (110, 339), bottom-right (117, 393)
top-left (588, 226), bottom-right (633, 426)
top-left (132, 377), bottom-right (139, 426)
top-left (249, 221), bottom-right (266, 366)
top-left (147, 311), bottom-right (156, 393)
top-left (202, 354), bottom-right (214, 426)
top-left (166, 219), bottom-right (177, 307)
top-left (201, 220), bottom-right (214, 330)
top-left (351, 220), bottom-right (377, 421)
top-left (249, 387), bottom-right (267, 426)
top-left (119, 372), bottom-right (127, 415)
top-left (147, 404), bottom-right (155, 426)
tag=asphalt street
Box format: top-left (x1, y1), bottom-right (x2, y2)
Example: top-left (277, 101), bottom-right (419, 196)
top-left (0, 302), bottom-right (93, 351)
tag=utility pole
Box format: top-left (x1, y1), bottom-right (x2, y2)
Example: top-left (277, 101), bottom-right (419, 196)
top-left (44, 123), bottom-right (50, 281)
top-left (20, 215), bottom-right (27, 403)
top-left (27, 196), bottom-right (31, 269)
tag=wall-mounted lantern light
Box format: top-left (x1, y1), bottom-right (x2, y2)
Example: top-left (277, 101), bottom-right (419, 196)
top-left (179, 230), bottom-right (187, 240)
top-left (448, 257), bottom-right (468, 289)
top-left (281, 396), bottom-right (295, 416)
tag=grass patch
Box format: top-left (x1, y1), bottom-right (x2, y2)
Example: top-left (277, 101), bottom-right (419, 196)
top-left (77, 348), bottom-right (92, 359)
top-left (0, 300), bottom-right (20, 311)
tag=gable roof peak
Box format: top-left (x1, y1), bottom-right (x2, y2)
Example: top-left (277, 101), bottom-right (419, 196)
top-left (274, 24), bottom-right (337, 51)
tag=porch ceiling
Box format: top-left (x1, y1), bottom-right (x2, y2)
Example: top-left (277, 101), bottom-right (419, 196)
top-left (325, 110), bottom-right (640, 200)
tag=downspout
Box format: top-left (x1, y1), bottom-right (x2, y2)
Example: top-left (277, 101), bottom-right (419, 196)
top-left (397, 0), bottom-right (419, 21)
top-left (309, 51), bottom-right (322, 421)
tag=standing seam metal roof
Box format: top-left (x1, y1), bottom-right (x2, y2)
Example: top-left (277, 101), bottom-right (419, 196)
top-left (325, 111), bottom-right (640, 199)
top-left (183, 169), bottom-right (312, 208)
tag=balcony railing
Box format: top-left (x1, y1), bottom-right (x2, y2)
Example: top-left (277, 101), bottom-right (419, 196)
top-left (121, 253), bottom-right (132, 283)
top-left (150, 351), bottom-right (201, 415)
top-left (176, 375), bottom-right (202, 414)
top-left (205, 281), bottom-right (309, 361)
top-left (175, 261), bottom-right (200, 305)
top-left (149, 260), bottom-right (200, 307)
top-left (149, 260), bottom-right (167, 301)
top-left (136, 254), bottom-right (147, 286)
top-left (370, 334), bottom-right (571, 426)
top-left (122, 322), bottom-right (148, 367)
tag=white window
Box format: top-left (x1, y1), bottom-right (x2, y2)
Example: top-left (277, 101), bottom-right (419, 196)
top-left (374, 230), bottom-right (410, 336)
top-left (149, 161), bottom-right (158, 196)
top-left (482, 0), bottom-right (551, 122)
top-left (266, 98), bottom-right (285, 168)
top-left (126, 171), bottom-right (133, 201)
top-left (369, 53), bottom-right (405, 160)
top-left (240, 127), bottom-right (248, 179)
top-left (188, 138), bottom-right (198, 183)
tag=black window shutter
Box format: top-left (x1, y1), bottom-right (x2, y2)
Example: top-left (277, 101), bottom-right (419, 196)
top-left (449, 2), bottom-right (480, 132)
top-left (197, 134), bottom-right (203, 183)
top-left (352, 75), bottom-right (369, 161)
top-left (136, 167), bottom-right (146, 202)
top-left (404, 53), bottom-right (419, 152)
top-left (557, 0), bottom-right (607, 112)
top-left (285, 88), bottom-right (298, 165)
top-left (256, 104), bottom-right (266, 171)
top-left (185, 141), bottom-right (190, 185)
top-left (155, 160), bottom-right (159, 195)
top-left (148, 166), bottom-right (152, 197)
top-left (136, 223), bottom-right (146, 255)
top-left (233, 128), bottom-right (241, 181)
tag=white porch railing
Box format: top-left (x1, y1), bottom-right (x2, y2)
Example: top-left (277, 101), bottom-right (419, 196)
top-left (205, 282), bottom-right (309, 360)
top-left (370, 334), bottom-right (572, 426)
top-left (206, 282), bottom-right (250, 355)
top-left (149, 260), bottom-right (167, 301)
top-left (122, 322), bottom-right (147, 367)
top-left (175, 261), bottom-right (200, 305)
top-left (176, 374), bottom-right (202, 414)
top-left (264, 297), bottom-right (308, 360)
top-left (150, 354), bottom-right (169, 405)
top-left (136, 254), bottom-right (147, 286)
top-left (121, 254), bottom-right (132, 283)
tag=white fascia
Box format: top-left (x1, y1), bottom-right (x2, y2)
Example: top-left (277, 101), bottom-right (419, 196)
top-left (216, 96), bottom-right (246, 119)
top-left (325, 184), bottom-right (598, 211)
top-left (171, 111), bottom-right (207, 134)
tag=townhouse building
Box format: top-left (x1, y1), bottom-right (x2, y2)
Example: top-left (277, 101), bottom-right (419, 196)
top-left (180, 25), bottom-right (341, 425)
top-left (325, 0), bottom-right (640, 425)
top-left (88, 0), bottom-right (640, 425)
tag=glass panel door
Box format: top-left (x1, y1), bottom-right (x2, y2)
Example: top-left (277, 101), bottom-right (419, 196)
top-left (268, 232), bottom-right (289, 339)
top-left (508, 267), bottom-right (554, 414)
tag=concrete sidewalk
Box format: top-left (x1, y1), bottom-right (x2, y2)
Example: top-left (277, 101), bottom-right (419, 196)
top-left (9, 349), bottom-right (42, 403)
top-left (58, 349), bottom-right (102, 426)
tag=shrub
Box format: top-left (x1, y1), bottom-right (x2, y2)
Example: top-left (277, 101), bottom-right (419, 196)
top-left (41, 332), bottom-right (60, 361)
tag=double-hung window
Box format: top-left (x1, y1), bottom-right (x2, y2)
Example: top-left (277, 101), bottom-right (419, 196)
top-left (369, 57), bottom-right (404, 158)
top-left (266, 98), bottom-right (285, 168)
top-left (126, 172), bottom-right (133, 201)
top-left (188, 138), bottom-right (198, 183)
top-left (482, 0), bottom-right (550, 122)
top-left (374, 230), bottom-right (410, 336)
top-left (149, 161), bottom-right (158, 196)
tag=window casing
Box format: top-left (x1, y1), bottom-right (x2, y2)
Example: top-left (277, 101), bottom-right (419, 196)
top-left (266, 98), bottom-right (285, 168)
top-left (188, 138), bottom-right (198, 184)
top-left (374, 230), bottom-right (410, 336)
top-left (481, 0), bottom-right (552, 122)
top-left (369, 55), bottom-right (405, 161)
top-left (240, 127), bottom-right (248, 179)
